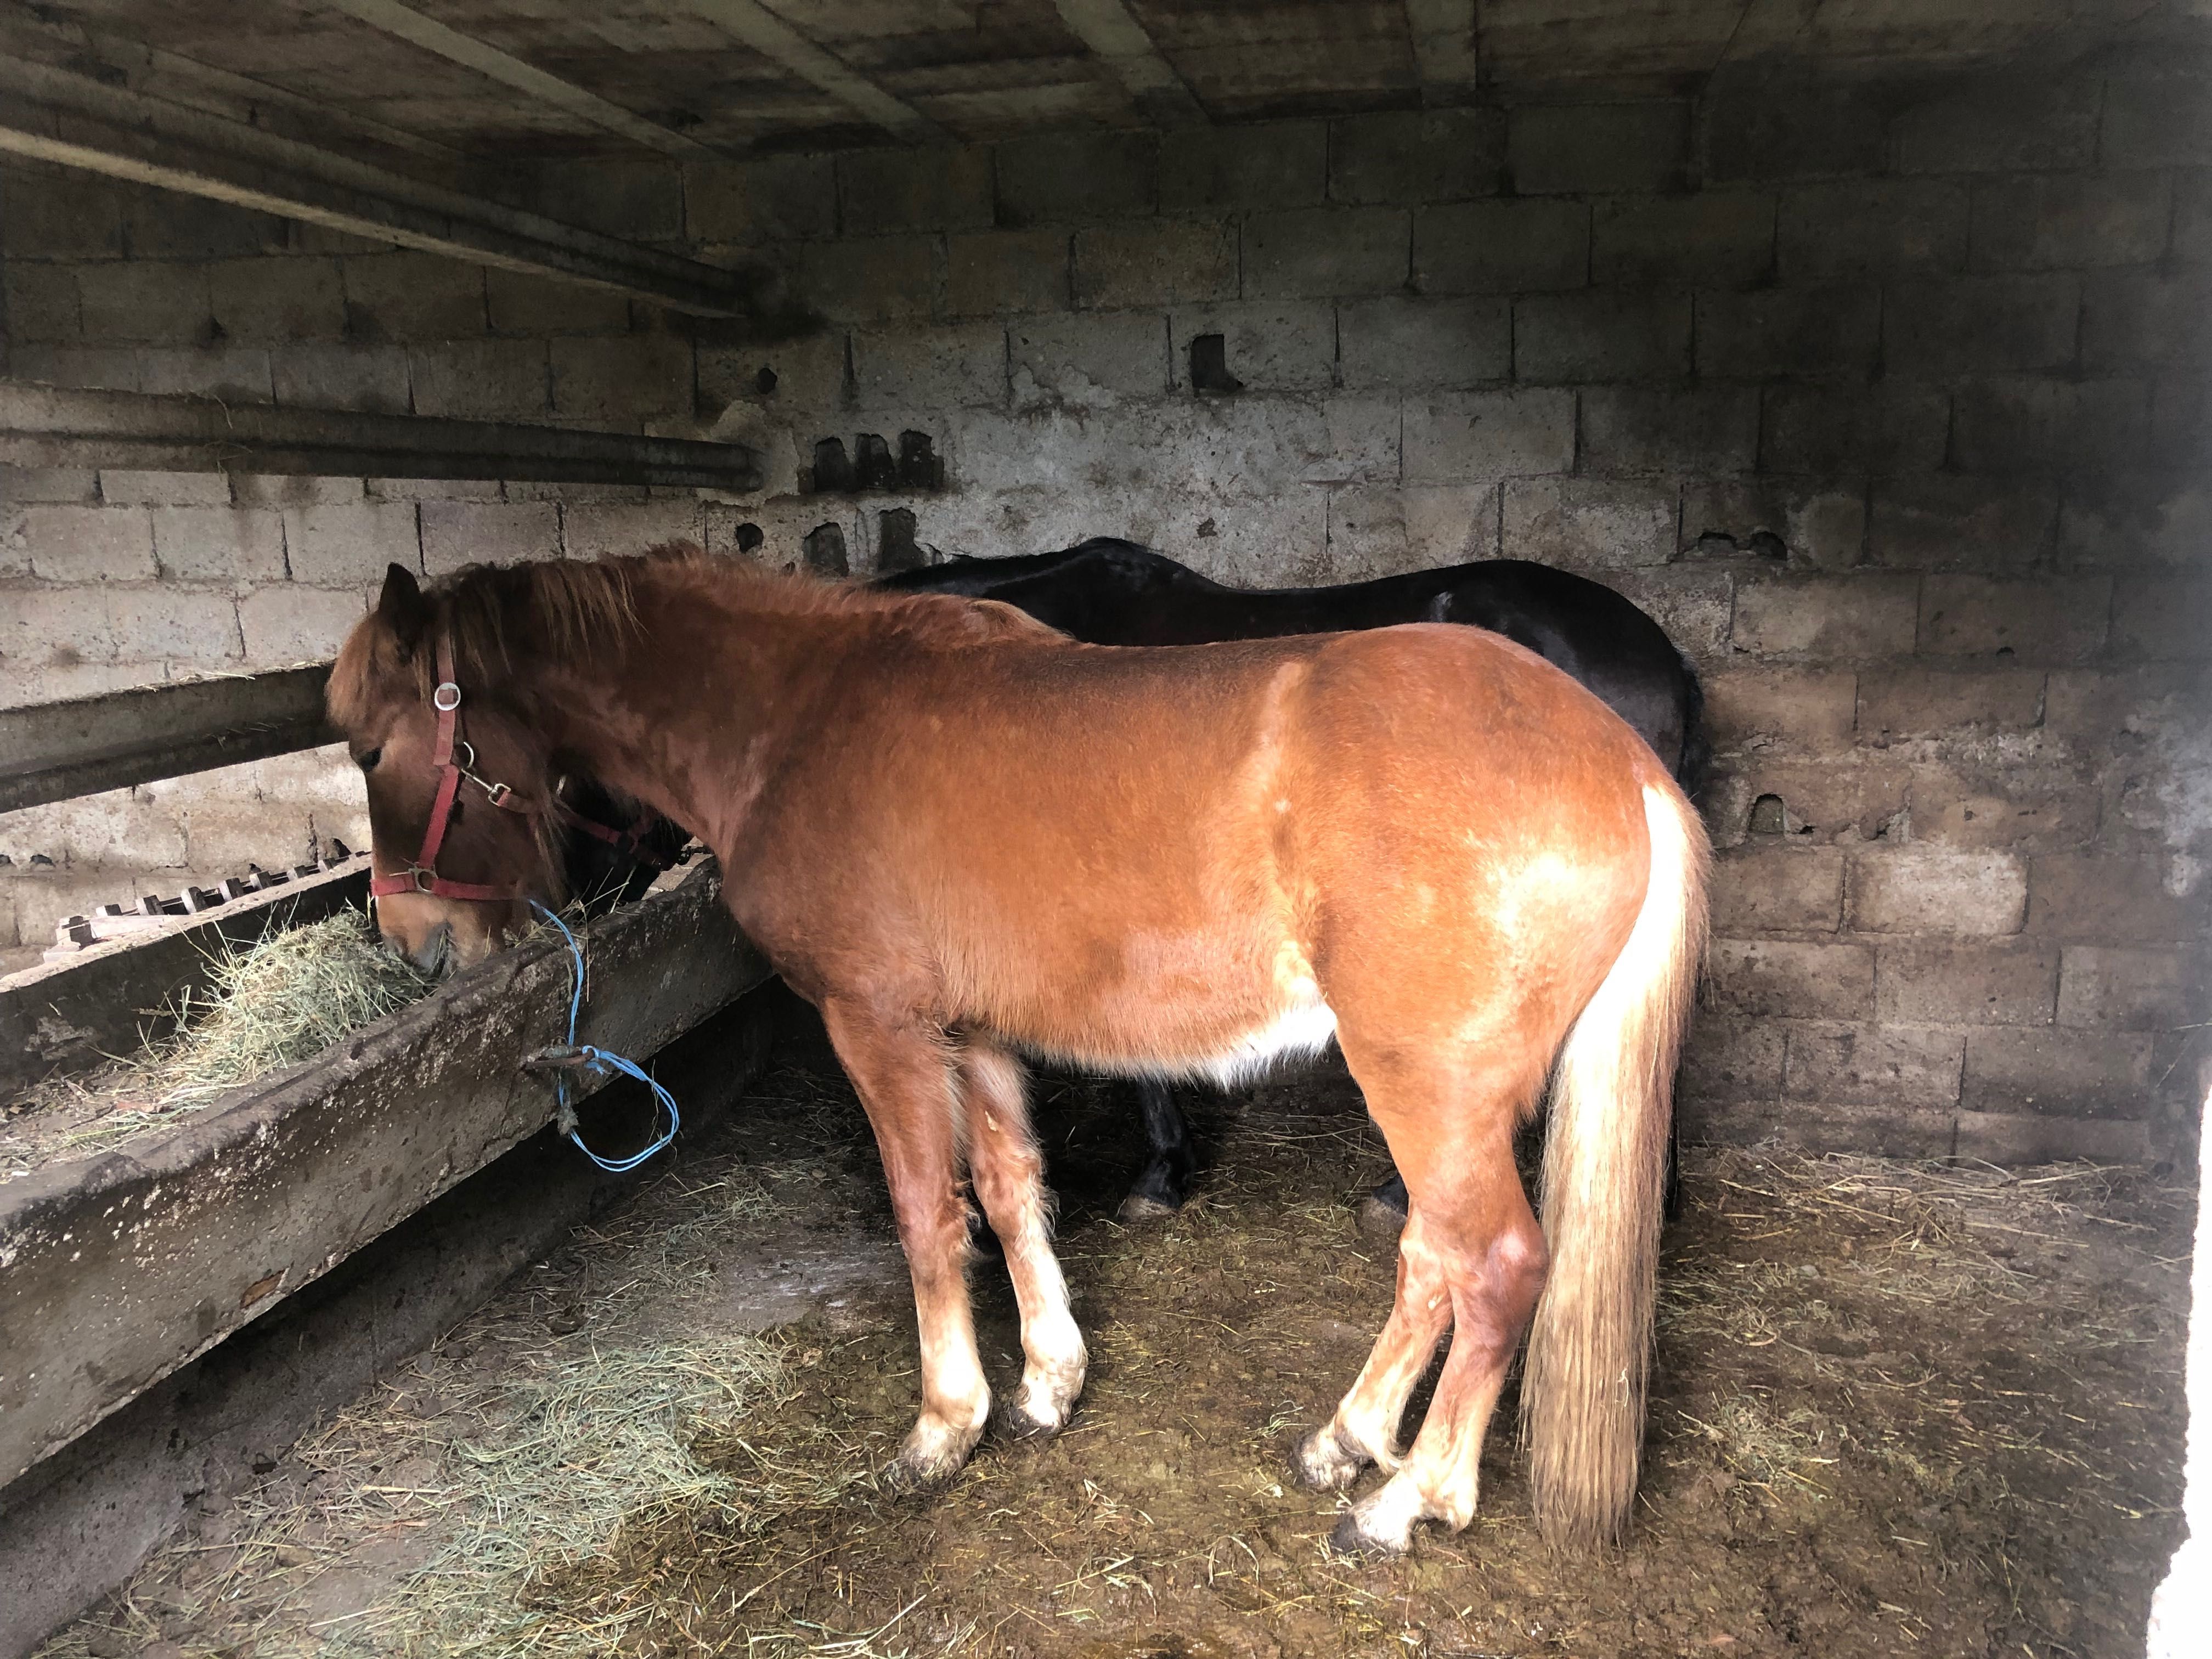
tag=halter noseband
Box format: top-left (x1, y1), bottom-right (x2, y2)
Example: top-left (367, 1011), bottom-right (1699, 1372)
top-left (368, 636), bottom-right (541, 904)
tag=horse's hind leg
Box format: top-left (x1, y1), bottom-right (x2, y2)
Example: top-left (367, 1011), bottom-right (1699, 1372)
top-left (961, 1042), bottom-right (1088, 1436)
top-left (818, 1000), bottom-right (990, 1487)
top-left (1313, 1043), bottom-right (1550, 1555)
top-left (1121, 1079), bottom-right (1197, 1220)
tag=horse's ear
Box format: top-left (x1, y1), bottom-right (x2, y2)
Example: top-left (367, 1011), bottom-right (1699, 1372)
top-left (376, 563), bottom-right (429, 657)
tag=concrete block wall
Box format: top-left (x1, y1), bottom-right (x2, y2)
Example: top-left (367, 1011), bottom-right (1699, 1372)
top-left (1, 58), bottom-right (2206, 1161)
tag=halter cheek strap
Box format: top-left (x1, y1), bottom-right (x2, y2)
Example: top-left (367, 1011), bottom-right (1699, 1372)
top-left (369, 636), bottom-right (539, 904)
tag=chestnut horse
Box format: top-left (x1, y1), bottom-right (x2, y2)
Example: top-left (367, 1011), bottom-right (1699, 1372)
top-left (330, 547), bottom-right (1707, 1553)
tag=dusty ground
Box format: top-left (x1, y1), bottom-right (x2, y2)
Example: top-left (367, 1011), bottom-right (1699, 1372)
top-left (40, 1016), bottom-right (2193, 1659)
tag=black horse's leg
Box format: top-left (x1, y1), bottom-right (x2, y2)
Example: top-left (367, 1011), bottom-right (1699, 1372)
top-left (1120, 1080), bottom-right (1196, 1220)
top-left (1356, 1170), bottom-right (1410, 1240)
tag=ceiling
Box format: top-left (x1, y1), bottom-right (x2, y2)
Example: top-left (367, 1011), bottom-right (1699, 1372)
top-left (7, 0), bottom-right (2203, 162)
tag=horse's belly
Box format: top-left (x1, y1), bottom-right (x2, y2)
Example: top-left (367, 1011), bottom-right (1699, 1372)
top-left (1180, 984), bottom-right (1338, 1087)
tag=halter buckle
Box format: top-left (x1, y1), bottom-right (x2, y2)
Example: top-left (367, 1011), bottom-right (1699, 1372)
top-left (483, 781), bottom-right (515, 808)
top-left (411, 866), bottom-right (438, 894)
top-left (433, 681), bottom-right (462, 712)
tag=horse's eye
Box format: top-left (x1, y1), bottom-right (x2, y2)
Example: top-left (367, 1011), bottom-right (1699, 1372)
top-left (357, 747), bottom-right (382, 771)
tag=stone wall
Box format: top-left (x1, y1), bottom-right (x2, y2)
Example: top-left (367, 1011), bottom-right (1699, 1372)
top-left (2, 54), bottom-right (2205, 1156)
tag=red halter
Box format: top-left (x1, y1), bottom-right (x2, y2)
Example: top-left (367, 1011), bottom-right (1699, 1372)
top-left (368, 636), bottom-right (540, 904)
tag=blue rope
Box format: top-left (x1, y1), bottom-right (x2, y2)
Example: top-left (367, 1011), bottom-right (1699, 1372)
top-left (530, 900), bottom-right (680, 1173)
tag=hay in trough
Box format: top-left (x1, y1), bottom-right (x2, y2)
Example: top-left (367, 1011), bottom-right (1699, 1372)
top-left (3, 909), bottom-right (439, 1168)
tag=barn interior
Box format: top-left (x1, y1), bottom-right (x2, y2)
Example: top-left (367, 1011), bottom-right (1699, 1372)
top-left (0, 2), bottom-right (2207, 1655)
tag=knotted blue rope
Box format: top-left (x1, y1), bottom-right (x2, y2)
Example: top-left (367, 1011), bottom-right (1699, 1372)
top-left (529, 900), bottom-right (680, 1173)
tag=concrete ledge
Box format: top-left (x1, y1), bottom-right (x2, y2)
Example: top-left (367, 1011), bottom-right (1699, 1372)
top-left (0, 859), bottom-right (770, 1489)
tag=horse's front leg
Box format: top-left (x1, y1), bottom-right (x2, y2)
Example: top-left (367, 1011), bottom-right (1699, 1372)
top-left (819, 999), bottom-right (990, 1488)
top-left (1121, 1078), bottom-right (1198, 1220)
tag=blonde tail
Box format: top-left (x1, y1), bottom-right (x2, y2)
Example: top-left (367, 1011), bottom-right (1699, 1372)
top-left (1523, 781), bottom-right (1709, 1548)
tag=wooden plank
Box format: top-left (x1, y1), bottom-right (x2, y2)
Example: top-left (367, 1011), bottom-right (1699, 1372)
top-left (1, 857), bottom-right (371, 1094)
top-left (0, 664), bottom-right (336, 816)
top-left (0, 58), bottom-right (747, 317)
top-left (0, 381), bottom-right (761, 496)
top-left (0, 860), bottom-right (771, 1489)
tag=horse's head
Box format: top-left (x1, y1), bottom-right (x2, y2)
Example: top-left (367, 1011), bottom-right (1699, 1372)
top-left (330, 563), bottom-right (564, 972)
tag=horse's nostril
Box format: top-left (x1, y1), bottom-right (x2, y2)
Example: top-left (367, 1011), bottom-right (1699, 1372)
top-left (410, 922), bottom-right (454, 977)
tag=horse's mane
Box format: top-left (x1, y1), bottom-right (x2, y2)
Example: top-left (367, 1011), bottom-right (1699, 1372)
top-left (330, 541), bottom-right (1060, 726)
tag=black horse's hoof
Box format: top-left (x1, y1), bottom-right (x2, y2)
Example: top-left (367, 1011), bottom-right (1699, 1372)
top-left (1118, 1191), bottom-right (1178, 1223)
top-left (1356, 1193), bottom-right (1407, 1243)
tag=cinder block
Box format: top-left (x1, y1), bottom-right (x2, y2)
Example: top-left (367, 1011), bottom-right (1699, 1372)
top-left (237, 584), bottom-right (367, 665)
top-left (0, 465), bottom-right (98, 505)
top-left (0, 585), bottom-right (118, 665)
top-left (272, 344), bottom-right (411, 414)
top-left (1339, 296), bottom-right (1509, 390)
top-left (1711, 844), bottom-right (1844, 932)
top-left (1599, 568), bottom-right (1735, 659)
top-left (1969, 172), bottom-right (2171, 272)
top-left (0, 167), bottom-right (126, 257)
top-left (1866, 475), bottom-right (2057, 572)
top-left (551, 334), bottom-right (693, 423)
top-left (1516, 291), bottom-right (1689, 382)
top-left (2042, 665), bottom-right (2203, 762)
top-left (1731, 574), bottom-right (1920, 658)
top-left (1402, 483), bottom-right (1503, 565)
top-left (1693, 284), bottom-right (1880, 380)
top-left (232, 476), bottom-right (362, 510)
top-left (1163, 121), bottom-right (1328, 210)
top-left (1327, 109), bottom-right (1504, 205)
top-left (1413, 200), bottom-right (1588, 295)
top-left (560, 500), bottom-right (707, 561)
top-left (1680, 479), bottom-right (1867, 569)
top-left (2028, 855), bottom-right (2209, 943)
top-left (1680, 1015), bottom-right (1786, 1103)
top-left (1073, 219), bottom-right (1237, 309)
top-left (486, 269), bottom-right (631, 336)
top-left (518, 158), bottom-right (683, 241)
top-left (947, 229), bottom-right (1070, 317)
top-left (1877, 941), bottom-right (2058, 1025)
top-left (1955, 1111), bottom-right (2149, 1161)
top-left (1961, 1027), bottom-right (2153, 1118)
top-left (1760, 383), bottom-right (1951, 474)
top-left (2, 263), bottom-right (81, 342)
top-left (340, 252), bottom-right (487, 341)
top-left (1243, 206), bottom-right (1410, 300)
top-left (2057, 945), bottom-right (2204, 1030)
top-left (207, 257), bottom-right (346, 343)
top-left (420, 501), bottom-right (560, 574)
top-left (793, 236), bottom-right (938, 323)
top-left (1167, 302), bottom-right (1335, 393)
top-left (119, 193), bottom-right (290, 260)
top-left (103, 585), bottom-right (245, 663)
top-left (2175, 170), bottom-right (2212, 263)
top-left (2148, 368), bottom-right (2211, 470)
top-left (1708, 938), bottom-right (1875, 1020)
top-left (1508, 102), bottom-right (1688, 195)
top-left (282, 501), bottom-right (419, 587)
top-left (1011, 313), bottom-right (1168, 403)
top-left (1316, 397), bottom-right (1402, 484)
top-left (366, 477), bottom-right (501, 504)
top-left (1501, 478), bottom-right (1675, 569)
top-left (7, 345), bottom-right (142, 391)
top-left (2082, 268), bottom-right (2212, 371)
top-left (77, 262), bottom-right (212, 344)
top-left (2111, 575), bottom-right (2212, 661)
top-left (1917, 574), bottom-right (2110, 663)
top-left (137, 346), bottom-right (275, 404)
top-left (1785, 1022), bottom-right (1965, 1107)
top-left (839, 146), bottom-right (994, 234)
top-left (1402, 389), bottom-right (1572, 483)
top-left (1884, 274), bottom-right (2081, 375)
top-left (685, 155), bottom-right (838, 244)
top-left (1776, 180), bottom-right (1969, 278)
top-left (1703, 81), bottom-right (1894, 182)
top-left (1906, 760), bottom-right (2098, 852)
top-left (97, 471), bottom-right (233, 507)
top-left (1849, 848), bottom-right (2027, 935)
top-left (996, 131), bottom-right (1156, 225)
top-left (2102, 69), bottom-right (2212, 167)
top-left (1893, 75), bottom-right (2102, 174)
top-left (1705, 667), bottom-right (1858, 753)
top-left (1950, 376), bottom-right (2151, 475)
top-left (1706, 757), bottom-right (1908, 848)
top-left (151, 507), bottom-right (286, 583)
top-left (22, 504), bottom-right (156, 581)
top-left (698, 331), bottom-right (848, 414)
top-left (1592, 193), bottom-right (1775, 287)
top-left (1579, 386), bottom-right (1758, 474)
top-left (853, 322), bottom-right (1006, 409)
top-left (1855, 667), bottom-right (2044, 742)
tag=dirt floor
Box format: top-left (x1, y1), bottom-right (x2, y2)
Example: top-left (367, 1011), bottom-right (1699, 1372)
top-left (38, 1014), bottom-right (2193, 1659)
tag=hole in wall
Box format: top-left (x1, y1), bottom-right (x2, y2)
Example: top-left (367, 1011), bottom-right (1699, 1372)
top-left (799, 432), bottom-right (944, 495)
top-left (1745, 530), bottom-right (1788, 560)
top-left (1748, 793), bottom-right (1788, 836)
top-left (802, 523), bottom-right (849, 578)
top-left (754, 366), bottom-right (778, 396)
top-left (878, 507), bottom-right (922, 574)
top-left (807, 437), bottom-right (855, 494)
top-left (855, 433), bottom-right (897, 490)
top-left (733, 522), bottom-right (764, 554)
top-left (898, 431), bottom-right (943, 491)
top-left (1189, 333), bottom-right (1242, 396)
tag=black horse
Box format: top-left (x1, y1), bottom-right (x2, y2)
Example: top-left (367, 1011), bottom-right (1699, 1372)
top-left (874, 539), bottom-right (1706, 1226)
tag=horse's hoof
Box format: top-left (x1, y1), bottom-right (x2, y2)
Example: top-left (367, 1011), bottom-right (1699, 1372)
top-left (1328, 1507), bottom-right (1410, 1559)
top-left (882, 1448), bottom-right (961, 1494)
top-left (1355, 1194), bottom-right (1407, 1243)
top-left (1002, 1398), bottom-right (1066, 1441)
top-left (1117, 1191), bottom-right (1178, 1223)
top-left (1291, 1426), bottom-right (1367, 1493)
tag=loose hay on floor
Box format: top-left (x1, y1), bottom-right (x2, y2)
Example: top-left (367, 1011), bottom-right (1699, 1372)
top-left (40, 1055), bottom-right (2194, 1658)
